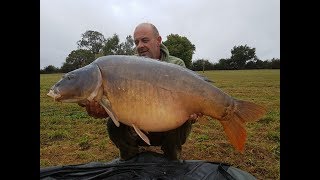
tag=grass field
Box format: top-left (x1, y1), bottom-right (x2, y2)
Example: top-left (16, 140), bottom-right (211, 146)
top-left (40, 69), bottom-right (280, 179)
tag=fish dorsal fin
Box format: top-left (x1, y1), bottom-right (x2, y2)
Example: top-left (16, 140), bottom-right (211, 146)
top-left (132, 124), bottom-right (150, 145)
top-left (99, 96), bottom-right (120, 127)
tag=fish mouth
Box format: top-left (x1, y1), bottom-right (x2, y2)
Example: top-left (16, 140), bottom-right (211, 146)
top-left (47, 90), bottom-right (61, 101)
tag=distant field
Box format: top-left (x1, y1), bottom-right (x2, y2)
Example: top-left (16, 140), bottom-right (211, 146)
top-left (40, 69), bottom-right (280, 179)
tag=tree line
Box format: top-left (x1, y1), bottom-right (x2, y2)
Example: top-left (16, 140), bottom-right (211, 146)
top-left (40, 30), bottom-right (279, 74)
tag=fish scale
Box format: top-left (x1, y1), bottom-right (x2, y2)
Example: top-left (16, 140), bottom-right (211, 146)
top-left (47, 55), bottom-right (266, 152)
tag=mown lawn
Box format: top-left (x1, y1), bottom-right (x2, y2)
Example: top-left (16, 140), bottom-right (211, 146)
top-left (40, 69), bottom-right (280, 179)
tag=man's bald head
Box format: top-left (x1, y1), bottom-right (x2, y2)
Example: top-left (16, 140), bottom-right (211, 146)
top-left (134, 23), bottom-right (160, 37)
top-left (133, 23), bottom-right (162, 59)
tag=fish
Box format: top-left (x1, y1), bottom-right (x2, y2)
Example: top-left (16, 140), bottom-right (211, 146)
top-left (47, 55), bottom-right (266, 152)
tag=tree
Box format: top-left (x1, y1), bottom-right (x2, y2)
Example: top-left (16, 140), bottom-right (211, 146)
top-left (271, 58), bottom-right (280, 69)
top-left (254, 59), bottom-right (264, 69)
top-left (77, 30), bottom-right (106, 55)
top-left (102, 33), bottom-right (122, 55)
top-left (262, 60), bottom-right (272, 69)
top-left (245, 59), bottom-right (264, 69)
top-left (122, 35), bottom-right (135, 55)
top-left (60, 62), bottom-right (75, 73)
top-left (163, 34), bottom-right (196, 69)
top-left (40, 65), bottom-right (59, 74)
top-left (230, 45), bottom-right (257, 70)
top-left (60, 49), bottom-right (95, 72)
top-left (214, 58), bottom-right (233, 70)
top-left (244, 60), bottom-right (256, 69)
top-left (192, 59), bottom-right (214, 71)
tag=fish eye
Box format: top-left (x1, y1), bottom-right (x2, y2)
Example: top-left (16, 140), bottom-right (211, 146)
top-left (66, 74), bottom-right (76, 80)
top-left (67, 76), bottom-right (73, 80)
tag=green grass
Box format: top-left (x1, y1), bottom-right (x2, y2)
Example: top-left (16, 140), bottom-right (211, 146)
top-left (40, 69), bottom-right (280, 179)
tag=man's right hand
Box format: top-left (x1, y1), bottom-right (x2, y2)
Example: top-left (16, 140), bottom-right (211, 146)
top-left (78, 100), bottom-right (109, 119)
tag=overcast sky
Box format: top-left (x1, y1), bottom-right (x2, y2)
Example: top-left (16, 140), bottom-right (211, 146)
top-left (40, 0), bottom-right (280, 69)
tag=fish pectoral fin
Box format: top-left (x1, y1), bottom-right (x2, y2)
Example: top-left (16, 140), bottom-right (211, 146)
top-left (99, 97), bottom-right (120, 127)
top-left (132, 124), bottom-right (150, 145)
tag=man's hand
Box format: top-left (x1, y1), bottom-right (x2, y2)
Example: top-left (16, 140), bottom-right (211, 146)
top-left (188, 113), bottom-right (203, 123)
top-left (78, 100), bottom-right (109, 119)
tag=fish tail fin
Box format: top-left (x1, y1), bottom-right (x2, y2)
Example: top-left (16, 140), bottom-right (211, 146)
top-left (220, 119), bottom-right (246, 152)
top-left (220, 99), bottom-right (266, 152)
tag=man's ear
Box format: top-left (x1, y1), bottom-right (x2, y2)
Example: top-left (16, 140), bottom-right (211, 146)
top-left (157, 36), bottom-right (162, 46)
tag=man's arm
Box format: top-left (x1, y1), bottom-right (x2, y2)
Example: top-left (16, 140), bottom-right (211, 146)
top-left (78, 100), bottom-right (109, 119)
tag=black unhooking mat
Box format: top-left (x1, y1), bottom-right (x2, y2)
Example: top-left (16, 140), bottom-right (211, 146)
top-left (40, 152), bottom-right (256, 180)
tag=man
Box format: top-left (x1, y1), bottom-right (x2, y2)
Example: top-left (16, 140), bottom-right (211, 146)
top-left (83, 23), bottom-right (197, 160)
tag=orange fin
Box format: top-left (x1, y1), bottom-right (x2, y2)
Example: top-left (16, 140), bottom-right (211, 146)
top-left (132, 124), bottom-right (150, 145)
top-left (233, 99), bottom-right (266, 123)
top-left (220, 120), bottom-right (246, 152)
top-left (220, 99), bottom-right (266, 152)
top-left (99, 96), bottom-right (120, 127)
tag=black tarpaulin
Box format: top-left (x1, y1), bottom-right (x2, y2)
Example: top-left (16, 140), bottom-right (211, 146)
top-left (40, 152), bottom-right (256, 180)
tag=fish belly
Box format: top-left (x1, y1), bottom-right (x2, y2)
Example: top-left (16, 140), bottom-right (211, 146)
top-left (105, 79), bottom-right (190, 132)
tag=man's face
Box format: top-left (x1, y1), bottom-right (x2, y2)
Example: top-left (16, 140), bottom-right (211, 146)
top-left (133, 26), bottom-right (161, 59)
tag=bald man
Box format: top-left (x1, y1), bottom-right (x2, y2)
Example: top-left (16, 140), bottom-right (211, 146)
top-left (82, 23), bottom-right (196, 160)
